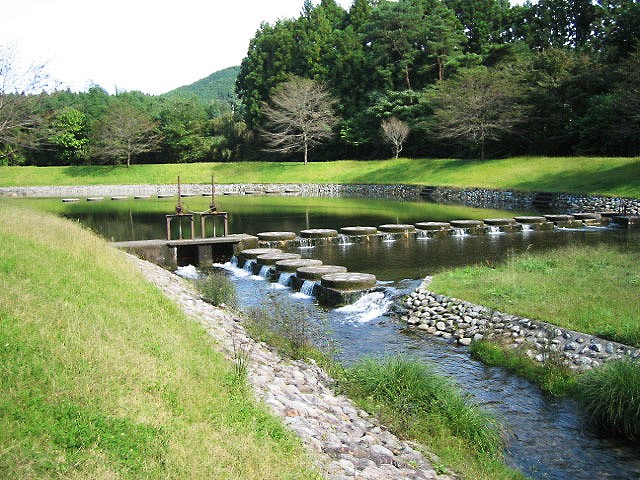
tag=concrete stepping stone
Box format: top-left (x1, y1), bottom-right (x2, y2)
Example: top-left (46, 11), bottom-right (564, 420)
top-left (257, 231), bottom-right (297, 241)
top-left (296, 265), bottom-right (347, 281)
top-left (514, 216), bottom-right (547, 224)
top-left (239, 248), bottom-right (282, 259)
top-left (320, 272), bottom-right (377, 290)
top-left (340, 226), bottom-right (378, 236)
top-left (415, 221), bottom-right (450, 230)
top-left (62, 198), bottom-right (80, 203)
top-left (378, 224), bottom-right (416, 233)
top-left (275, 258), bottom-right (323, 272)
top-left (111, 196), bottom-right (129, 200)
top-left (256, 252), bottom-right (302, 265)
top-left (483, 218), bottom-right (515, 225)
top-left (300, 228), bottom-right (338, 238)
top-left (86, 197), bottom-right (104, 202)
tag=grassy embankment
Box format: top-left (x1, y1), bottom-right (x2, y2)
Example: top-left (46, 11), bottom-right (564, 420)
top-left (430, 244), bottom-right (640, 439)
top-left (2, 156), bottom-right (640, 197)
top-left (0, 200), bottom-right (321, 479)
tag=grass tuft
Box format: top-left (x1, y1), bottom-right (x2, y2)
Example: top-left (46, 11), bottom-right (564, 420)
top-left (573, 360), bottom-right (640, 441)
top-left (197, 269), bottom-right (238, 308)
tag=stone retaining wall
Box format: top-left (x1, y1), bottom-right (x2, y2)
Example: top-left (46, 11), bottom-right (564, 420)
top-left (400, 280), bottom-right (640, 371)
top-left (3, 183), bottom-right (638, 214)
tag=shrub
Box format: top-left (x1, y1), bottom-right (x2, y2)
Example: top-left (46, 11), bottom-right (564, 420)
top-left (573, 359), bottom-right (640, 440)
top-left (197, 270), bottom-right (237, 308)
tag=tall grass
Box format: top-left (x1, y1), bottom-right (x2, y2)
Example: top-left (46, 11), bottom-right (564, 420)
top-left (430, 244), bottom-right (640, 347)
top-left (197, 270), bottom-right (238, 308)
top-left (0, 201), bottom-right (321, 479)
top-left (339, 356), bottom-right (524, 480)
top-left (573, 360), bottom-right (640, 440)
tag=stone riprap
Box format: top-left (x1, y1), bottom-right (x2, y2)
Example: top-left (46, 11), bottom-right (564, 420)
top-left (130, 255), bottom-right (447, 480)
top-left (401, 280), bottom-right (640, 371)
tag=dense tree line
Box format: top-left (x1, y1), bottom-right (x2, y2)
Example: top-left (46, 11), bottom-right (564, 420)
top-left (2, 0), bottom-right (639, 166)
top-left (237, 0), bottom-right (640, 160)
top-left (0, 54), bottom-right (248, 166)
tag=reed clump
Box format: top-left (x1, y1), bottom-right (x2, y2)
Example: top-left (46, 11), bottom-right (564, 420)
top-left (573, 359), bottom-right (640, 441)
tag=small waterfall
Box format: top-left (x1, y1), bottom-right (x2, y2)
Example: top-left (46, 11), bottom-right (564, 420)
top-left (230, 255), bottom-right (239, 267)
top-left (335, 291), bottom-right (393, 323)
top-left (298, 238), bottom-right (315, 249)
top-left (416, 229), bottom-right (431, 239)
top-left (278, 272), bottom-right (293, 287)
top-left (337, 234), bottom-right (354, 246)
top-left (243, 259), bottom-right (257, 275)
top-left (487, 225), bottom-right (502, 235)
top-left (521, 224), bottom-right (534, 232)
top-left (258, 265), bottom-right (271, 278)
top-left (175, 264), bottom-right (199, 279)
top-left (451, 228), bottom-right (468, 237)
top-left (300, 280), bottom-right (317, 297)
top-left (380, 233), bottom-right (396, 242)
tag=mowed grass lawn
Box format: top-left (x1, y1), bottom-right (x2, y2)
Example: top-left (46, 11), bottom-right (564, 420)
top-left (0, 201), bottom-right (321, 479)
top-left (2, 156), bottom-right (639, 197)
top-left (430, 243), bottom-right (640, 347)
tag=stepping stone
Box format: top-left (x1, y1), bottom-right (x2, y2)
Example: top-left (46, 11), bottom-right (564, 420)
top-left (572, 212), bottom-right (602, 220)
top-left (415, 222), bottom-right (450, 230)
top-left (300, 228), bottom-right (338, 238)
top-left (111, 196), bottom-right (129, 200)
top-left (256, 252), bottom-right (301, 265)
top-left (377, 224), bottom-right (416, 233)
top-left (483, 218), bottom-right (515, 225)
top-left (544, 214), bottom-right (574, 222)
top-left (514, 216), bottom-right (547, 224)
top-left (257, 231), bottom-right (297, 241)
top-left (340, 226), bottom-right (378, 236)
top-left (239, 248), bottom-right (282, 259)
top-left (320, 272), bottom-right (377, 290)
top-left (296, 265), bottom-right (347, 281)
top-left (450, 219), bottom-right (484, 228)
top-left (86, 197), bottom-right (104, 202)
top-left (62, 198), bottom-right (79, 203)
top-left (275, 258), bottom-right (323, 272)
top-left (134, 195), bottom-right (151, 199)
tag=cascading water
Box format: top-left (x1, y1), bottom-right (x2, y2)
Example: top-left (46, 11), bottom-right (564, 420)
top-left (298, 238), bottom-right (315, 249)
top-left (299, 280), bottom-right (317, 297)
top-left (335, 290), bottom-right (394, 323)
top-left (415, 229), bottom-right (431, 239)
top-left (337, 234), bottom-right (354, 246)
top-left (243, 259), bottom-right (257, 274)
top-left (278, 272), bottom-right (293, 287)
top-left (381, 233), bottom-right (396, 242)
top-left (258, 265), bottom-right (271, 278)
top-left (487, 225), bottom-right (502, 235)
top-left (230, 255), bottom-right (239, 267)
top-left (521, 224), bottom-right (534, 232)
top-left (451, 228), bottom-right (468, 237)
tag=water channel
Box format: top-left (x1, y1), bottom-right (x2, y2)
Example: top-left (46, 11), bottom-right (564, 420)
top-left (17, 195), bottom-right (640, 479)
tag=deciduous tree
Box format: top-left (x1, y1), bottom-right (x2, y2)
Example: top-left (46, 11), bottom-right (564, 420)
top-left (381, 116), bottom-right (410, 159)
top-left (261, 76), bottom-right (339, 165)
top-left (92, 100), bottom-right (161, 167)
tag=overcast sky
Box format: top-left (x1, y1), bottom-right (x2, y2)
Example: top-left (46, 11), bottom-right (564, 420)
top-left (1, 0), bottom-right (354, 95)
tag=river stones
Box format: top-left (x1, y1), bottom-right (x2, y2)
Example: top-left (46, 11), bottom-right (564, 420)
top-left (320, 272), bottom-right (377, 290)
top-left (256, 252), bottom-right (302, 265)
top-left (300, 228), bottom-right (338, 238)
top-left (239, 248), bottom-right (282, 259)
top-left (340, 226), bottom-right (378, 236)
top-left (377, 224), bottom-right (416, 233)
top-left (275, 258), bottom-right (323, 272)
top-left (483, 218), bottom-right (516, 226)
top-left (296, 265), bottom-right (348, 281)
top-left (415, 222), bottom-right (450, 230)
top-left (257, 231), bottom-right (297, 241)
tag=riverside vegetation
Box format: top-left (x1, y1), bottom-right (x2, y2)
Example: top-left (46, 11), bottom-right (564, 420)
top-left (195, 275), bottom-right (524, 479)
top-left (0, 201), bottom-right (321, 479)
top-left (429, 243), bottom-right (640, 441)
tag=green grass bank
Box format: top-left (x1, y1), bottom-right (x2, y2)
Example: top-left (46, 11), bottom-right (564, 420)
top-left (429, 243), bottom-right (640, 347)
top-left (0, 201), bottom-right (320, 479)
top-left (2, 156), bottom-right (640, 197)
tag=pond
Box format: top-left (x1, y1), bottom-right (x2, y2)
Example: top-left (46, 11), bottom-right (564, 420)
top-left (16, 195), bottom-right (640, 479)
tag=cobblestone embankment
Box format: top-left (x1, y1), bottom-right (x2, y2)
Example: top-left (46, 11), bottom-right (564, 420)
top-left (130, 254), bottom-right (449, 480)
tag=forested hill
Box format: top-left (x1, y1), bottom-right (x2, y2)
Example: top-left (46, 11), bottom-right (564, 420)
top-left (165, 66), bottom-right (239, 103)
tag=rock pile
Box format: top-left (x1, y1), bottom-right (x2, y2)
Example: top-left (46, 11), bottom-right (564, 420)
top-left (401, 281), bottom-right (640, 371)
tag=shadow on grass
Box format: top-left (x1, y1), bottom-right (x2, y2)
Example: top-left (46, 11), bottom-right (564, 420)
top-left (62, 165), bottom-right (123, 178)
top-left (511, 162), bottom-right (640, 196)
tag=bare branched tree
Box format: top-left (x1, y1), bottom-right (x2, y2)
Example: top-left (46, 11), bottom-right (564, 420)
top-left (0, 45), bottom-right (49, 163)
top-left (92, 101), bottom-right (161, 167)
top-left (430, 67), bottom-right (528, 160)
top-left (381, 117), bottom-right (410, 159)
top-left (261, 76), bottom-right (339, 165)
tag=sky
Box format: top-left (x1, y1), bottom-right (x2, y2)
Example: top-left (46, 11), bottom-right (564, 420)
top-left (1, 0), bottom-right (354, 95)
